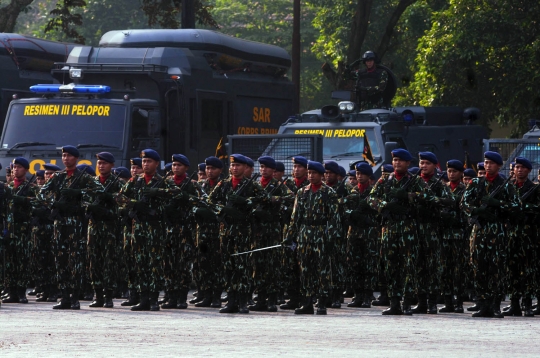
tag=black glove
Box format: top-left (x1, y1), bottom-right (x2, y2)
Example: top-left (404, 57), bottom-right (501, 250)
top-left (439, 198), bottom-right (455, 207)
top-left (384, 202), bottom-right (409, 215)
top-left (221, 206), bottom-right (244, 221)
top-left (253, 209), bottom-right (273, 222)
top-left (12, 196), bottom-right (29, 205)
top-left (60, 188), bottom-right (82, 198)
top-left (32, 207), bottom-right (49, 219)
top-left (349, 209), bottom-right (363, 222)
top-left (228, 194), bottom-right (247, 205)
top-left (481, 196), bottom-right (500, 207)
top-left (52, 201), bottom-right (70, 211)
top-left (473, 207), bottom-right (498, 221)
top-left (87, 205), bottom-right (110, 217)
top-left (98, 192), bottom-right (114, 202)
top-left (195, 207), bottom-right (215, 221)
top-left (389, 188), bottom-right (408, 200)
top-left (133, 201), bottom-right (151, 215)
top-left (357, 200), bottom-right (371, 211)
top-left (175, 191), bottom-right (190, 204)
top-left (281, 237), bottom-right (293, 247)
top-left (142, 188), bottom-right (160, 198)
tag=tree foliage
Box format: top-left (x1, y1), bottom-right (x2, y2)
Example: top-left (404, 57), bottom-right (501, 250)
top-left (0, 0), bottom-right (34, 33)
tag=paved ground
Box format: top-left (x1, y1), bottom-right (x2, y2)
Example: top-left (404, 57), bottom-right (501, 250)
top-left (1, 292), bottom-right (540, 357)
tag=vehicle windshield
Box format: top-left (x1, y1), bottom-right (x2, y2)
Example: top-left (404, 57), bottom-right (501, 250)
top-left (1, 103), bottom-right (126, 149)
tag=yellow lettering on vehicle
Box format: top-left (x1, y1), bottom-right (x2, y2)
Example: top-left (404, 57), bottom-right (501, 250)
top-left (292, 128), bottom-right (365, 138)
top-left (28, 159), bottom-right (58, 174)
top-left (237, 127), bottom-right (278, 135)
top-left (252, 107), bottom-right (271, 123)
top-left (22, 104), bottom-right (111, 116)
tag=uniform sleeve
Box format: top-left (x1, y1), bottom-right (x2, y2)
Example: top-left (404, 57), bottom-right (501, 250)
top-left (367, 178), bottom-right (386, 213)
top-left (285, 190), bottom-right (304, 241)
top-left (460, 178), bottom-right (480, 216)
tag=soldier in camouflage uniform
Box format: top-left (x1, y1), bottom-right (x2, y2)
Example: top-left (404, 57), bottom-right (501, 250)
top-left (283, 160), bottom-right (342, 315)
top-left (439, 160), bottom-right (468, 313)
top-left (353, 51), bottom-right (388, 111)
top-left (280, 156), bottom-right (310, 310)
top-left (502, 157), bottom-right (538, 317)
top-left (344, 162), bottom-right (380, 308)
top-left (192, 156), bottom-right (224, 308)
top-left (248, 156), bottom-right (293, 312)
top-left (208, 154), bottom-right (267, 314)
top-left (461, 151), bottom-right (520, 318)
top-left (117, 149), bottom-right (176, 312)
top-left (87, 152), bottom-right (123, 308)
top-left (161, 154), bottom-right (199, 309)
top-left (39, 146), bottom-right (104, 310)
top-left (368, 149), bottom-right (439, 315)
top-left (2, 158), bottom-right (39, 304)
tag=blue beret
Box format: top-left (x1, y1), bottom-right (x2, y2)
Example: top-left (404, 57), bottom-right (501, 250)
top-left (43, 163), bottom-right (61, 171)
top-left (348, 170), bottom-right (357, 177)
top-left (130, 158), bottom-right (142, 167)
top-left (477, 162), bottom-right (485, 170)
top-left (62, 145), bottom-right (80, 158)
top-left (391, 148), bottom-right (413, 161)
top-left (356, 162), bottom-right (373, 176)
top-left (484, 151), bottom-right (503, 166)
top-left (419, 151), bottom-right (438, 165)
top-left (463, 168), bottom-right (477, 178)
top-left (446, 159), bottom-right (464, 172)
top-left (338, 166), bottom-right (347, 178)
top-left (258, 156), bottom-right (276, 169)
top-left (76, 164), bottom-right (95, 176)
top-left (292, 156), bottom-right (308, 168)
top-left (164, 162), bottom-right (172, 172)
top-left (113, 166), bottom-right (131, 179)
top-left (409, 167), bottom-right (420, 175)
top-left (140, 149), bottom-right (160, 162)
top-left (514, 156), bottom-right (532, 170)
top-left (96, 152), bottom-right (115, 163)
top-left (35, 170), bottom-right (45, 178)
top-left (172, 154), bottom-right (190, 167)
top-left (230, 154), bottom-right (248, 165)
top-left (324, 160), bottom-right (340, 175)
top-left (246, 157), bottom-right (254, 168)
top-left (205, 156), bottom-right (223, 169)
top-left (307, 161), bottom-right (325, 174)
top-left (275, 161), bottom-right (285, 172)
top-left (198, 163), bottom-right (206, 171)
top-left (382, 164), bottom-right (394, 173)
top-left (12, 157), bottom-right (29, 170)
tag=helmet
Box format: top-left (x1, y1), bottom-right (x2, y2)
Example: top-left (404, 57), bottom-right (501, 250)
top-left (362, 51), bottom-right (377, 63)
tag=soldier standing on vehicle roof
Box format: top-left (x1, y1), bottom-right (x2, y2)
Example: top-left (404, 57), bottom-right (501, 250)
top-left (248, 156), bottom-right (293, 312)
top-left (38, 146), bottom-right (104, 310)
top-left (352, 51), bottom-right (388, 111)
top-left (87, 152), bottom-right (123, 309)
top-left (280, 156), bottom-right (310, 310)
top-left (117, 149), bottom-right (176, 312)
top-left (207, 154), bottom-right (268, 314)
top-left (2, 158), bottom-right (39, 305)
top-left (367, 149), bottom-right (438, 316)
top-left (161, 154), bottom-right (199, 310)
top-left (192, 156), bottom-right (224, 308)
top-left (503, 157), bottom-right (538, 317)
top-left (283, 161), bottom-right (342, 315)
top-left (460, 151), bottom-right (520, 318)
top-left (344, 162), bottom-right (380, 308)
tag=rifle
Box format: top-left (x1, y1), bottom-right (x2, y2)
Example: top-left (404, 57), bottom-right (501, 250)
top-left (381, 171), bottom-right (419, 221)
top-left (217, 173), bottom-right (260, 223)
top-left (520, 182), bottom-right (538, 202)
top-left (166, 171), bottom-right (198, 224)
top-left (128, 170), bottom-right (172, 223)
top-left (334, 177), bottom-right (349, 198)
top-left (85, 172), bottom-right (121, 220)
top-left (48, 169), bottom-right (86, 221)
top-left (253, 175), bottom-right (289, 213)
top-left (428, 172), bottom-right (445, 191)
top-left (469, 172), bottom-right (515, 228)
top-left (16, 174), bottom-right (36, 197)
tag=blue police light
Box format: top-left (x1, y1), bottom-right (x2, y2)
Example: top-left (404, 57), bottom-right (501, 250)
top-left (70, 85), bottom-right (111, 94)
top-left (402, 110), bottom-right (414, 126)
top-left (30, 84), bottom-right (111, 94)
top-left (30, 84), bottom-right (61, 93)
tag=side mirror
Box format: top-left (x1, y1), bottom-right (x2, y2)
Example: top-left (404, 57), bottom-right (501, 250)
top-left (384, 142), bottom-right (398, 164)
top-left (148, 111), bottom-right (161, 137)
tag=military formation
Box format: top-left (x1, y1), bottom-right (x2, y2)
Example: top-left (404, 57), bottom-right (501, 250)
top-left (1, 144), bottom-right (540, 319)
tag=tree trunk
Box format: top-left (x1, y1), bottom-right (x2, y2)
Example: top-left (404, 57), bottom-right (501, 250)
top-left (0, 0), bottom-right (35, 33)
top-left (376, 0), bottom-right (416, 59)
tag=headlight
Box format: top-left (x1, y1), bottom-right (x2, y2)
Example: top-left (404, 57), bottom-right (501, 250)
top-left (69, 68), bottom-right (83, 79)
top-left (338, 101), bottom-right (356, 114)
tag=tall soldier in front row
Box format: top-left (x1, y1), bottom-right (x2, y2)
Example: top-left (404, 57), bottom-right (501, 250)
top-left (368, 149), bottom-right (438, 315)
top-left (460, 151), bottom-right (520, 318)
top-left (39, 146), bottom-right (104, 310)
top-left (283, 161), bottom-right (342, 315)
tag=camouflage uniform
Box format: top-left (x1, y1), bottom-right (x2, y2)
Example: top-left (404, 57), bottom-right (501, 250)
top-left (285, 183), bottom-right (342, 303)
top-left (327, 181), bottom-right (348, 305)
top-left (355, 67), bottom-right (388, 110)
top-left (460, 175), bottom-right (520, 305)
top-left (30, 199), bottom-right (56, 300)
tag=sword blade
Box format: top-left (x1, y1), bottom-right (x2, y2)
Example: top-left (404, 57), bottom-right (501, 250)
top-left (231, 244), bottom-right (282, 256)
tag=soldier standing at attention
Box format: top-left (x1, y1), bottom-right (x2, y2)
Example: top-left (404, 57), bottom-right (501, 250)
top-left (197, 163), bottom-right (207, 181)
top-left (477, 162), bottom-right (486, 177)
top-left (280, 156), bottom-right (310, 310)
top-left (368, 149), bottom-right (438, 315)
top-left (283, 161), bottom-right (342, 315)
top-left (39, 146), bottom-right (104, 310)
top-left (463, 168), bottom-right (477, 186)
top-left (273, 161), bottom-right (285, 181)
top-left (461, 151), bottom-right (520, 318)
top-left (87, 152), bottom-right (123, 308)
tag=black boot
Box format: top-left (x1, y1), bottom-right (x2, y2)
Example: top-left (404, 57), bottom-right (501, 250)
top-left (248, 291), bottom-right (267, 311)
top-left (150, 291), bottom-right (160, 311)
top-left (238, 293), bottom-right (250, 314)
top-left (454, 296), bottom-right (464, 313)
top-left (267, 292), bottom-right (278, 312)
top-left (411, 293), bottom-right (428, 314)
top-left (161, 290), bottom-right (178, 309)
top-left (316, 296), bottom-right (327, 315)
top-left (158, 290), bottom-right (169, 305)
top-left (195, 289), bottom-right (213, 307)
top-left (280, 295), bottom-right (301, 310)
top-left (47, 286), bottom-right (59, 302)
top-left (53, 289), bottom-right (71, 310)
top-left (210, 288), bottom-right (222, 308)
top-left (131, 291), bottom-right (150, 311)
top-left (492, 296), bottom-right (503, 318)
top-left (104, 289), bottom-right (114, 308)
top-left (502, 297), bottom-right (522, 316)
top-left (402, 296), bottom-right (413, 316)
top-left (533, 299), bottom-right (540, 315)
top-left (343, 287), bottom-right (354, 298)
top-left (361, 290), bottom-right (373, 308)
top-left (523, 297), bottom-right (534, 317)
top-left (347, 289), bottom-right (363, 308)
top-left (189, 287), bottom-right (204, 304)
top-left (70, 289), bottom-right (81, 310)
top-left (121, 289), bottom-right (139, 306)
top-left (472, 298), bottom-right (493, 318)
top-left (177, 289), bottom-right (188, 309)
top-left (89, 287), bottom-right (104, 307)
top-left (372, 291), bottom-right (390, 306)
top-left (439, 295), bottom-right (454, 313)
top-left (330, 290), bottom-right (341, 309)
top-left (467, 301), bottom-right (482, 311)
top-left (382, 296), bottom-right (403, 315)
top-left (18, 287), bottom-right (28, 304)
top-left (2, 287), bottom-right (19, 303)
top-left (36, 284), bottom-right (50, 302)
top-left (220, 293), bottom-right (228, 302)
top-left (220, 291), bottom-right (239, 313)
top-left (294, 296), bottom-right (314, 315)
